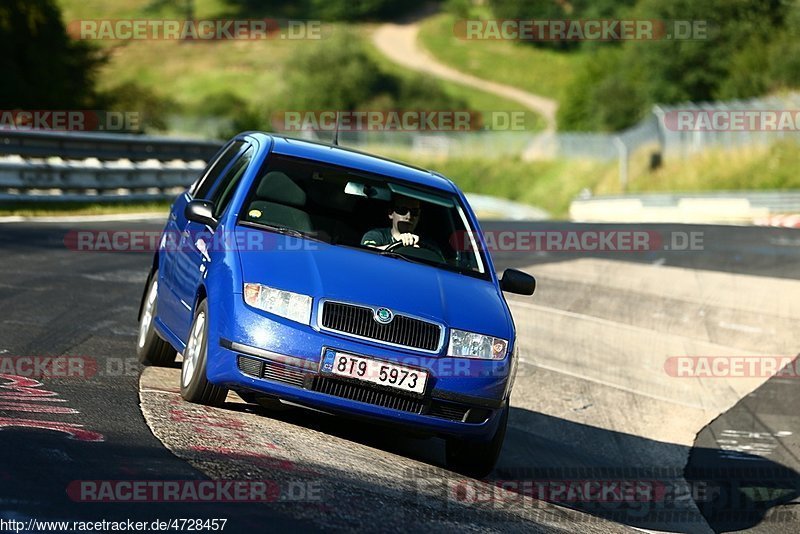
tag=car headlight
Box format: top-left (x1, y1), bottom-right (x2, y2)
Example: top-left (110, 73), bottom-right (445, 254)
top-left (447, 329), bottom-right (508, 360)
top-left (243, 283), bottom-right (312, 325)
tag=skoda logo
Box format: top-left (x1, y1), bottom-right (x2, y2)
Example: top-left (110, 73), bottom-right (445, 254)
top-left (374, 307), bottom-right (394, 324)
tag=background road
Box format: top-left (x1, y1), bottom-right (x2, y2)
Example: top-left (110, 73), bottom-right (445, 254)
top-left (0, 218), bottom-right (798, 533)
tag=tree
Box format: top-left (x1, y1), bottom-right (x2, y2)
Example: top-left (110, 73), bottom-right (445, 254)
top-left (0, 0), bottom-right (103, 108)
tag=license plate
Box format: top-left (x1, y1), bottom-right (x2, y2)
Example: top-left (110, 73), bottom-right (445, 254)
top-left (321, 349), bottom-right (427, 395)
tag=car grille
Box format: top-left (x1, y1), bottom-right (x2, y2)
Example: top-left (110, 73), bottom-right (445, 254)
top-left (320, 301), bottom-right (441, 352)
top-left (237, 356), bottom-right (307, 388)
top-left (311, 377), bottom-right (483, 423)
top-left (311, 376), bottom-right (425, 414)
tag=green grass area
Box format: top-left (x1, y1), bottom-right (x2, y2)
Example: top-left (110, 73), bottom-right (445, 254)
top-left (0, 200), bottom-right (171, 217)
top-left (619, 141), bottom-right (800, 193)
top-left (417, 13), bottom-right (583, 103)
top-left (55, 0), bottom-right (546, 135)
top-left (370, 139), bottom-right (800, 218)
top-left (57, 0), bottom-right (336, 130)
top-left (364, 28), bottom-right (546, 132)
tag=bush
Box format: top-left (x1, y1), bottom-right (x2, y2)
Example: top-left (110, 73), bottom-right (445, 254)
top-left (488, 0), bottom-right (637, 50)
top-left (102, 82), bottom-right (176, 132)
top-left (0, 0), bottom-right (103, 108)
top-left (557, 0), bottom-right (800, 131)
top-left (223, 0), bottom-right (431, 21)
top-left (282, 31), bottom-right (467, 113)
top-left (557, 50), bottom-right (646, 131)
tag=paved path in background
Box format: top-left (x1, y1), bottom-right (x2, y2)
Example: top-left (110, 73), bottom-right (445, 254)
top-left (372, 21), bottom-right (558, 132)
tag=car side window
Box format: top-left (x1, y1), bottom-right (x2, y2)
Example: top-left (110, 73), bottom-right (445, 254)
top-left (190, 140), bottom-right (245, 199)
top-left (210, 146), bottom-right (254, 219)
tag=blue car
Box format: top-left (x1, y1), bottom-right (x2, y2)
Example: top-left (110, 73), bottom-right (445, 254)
top-left (137, 132), bottom-right (535, 477)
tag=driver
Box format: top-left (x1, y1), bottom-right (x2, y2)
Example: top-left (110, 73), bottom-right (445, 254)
top-left (361, 196), bottom-right (426, 250)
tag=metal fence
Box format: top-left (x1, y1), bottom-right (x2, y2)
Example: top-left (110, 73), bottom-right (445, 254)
top-left (653, 92), bottom-right (800, 159)
top-left (0, 129), bottom-right (220, 202)
top-left (302, 92), bottom-right (800, 166)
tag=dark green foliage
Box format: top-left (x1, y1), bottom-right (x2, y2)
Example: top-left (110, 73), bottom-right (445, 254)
top-left (102, 81), bottom-right (175, 132)
top-left (489, 0), bottom-right (637, 50)
top-left (554, 0), bottom-right (800, 131)
top-left (0, 0), bottom-right (103, 108)
top-left (222, 0), bottom-right (431, 21)
top-left (283, 31), bottom-right (467, 112)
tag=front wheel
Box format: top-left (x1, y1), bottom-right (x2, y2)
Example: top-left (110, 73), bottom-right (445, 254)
top-left (180, 300), bottom-right (228, 406)
top-left (137, 271), bottom-right (176, 366)
top-left (445, 399), bottom-right (509, 478)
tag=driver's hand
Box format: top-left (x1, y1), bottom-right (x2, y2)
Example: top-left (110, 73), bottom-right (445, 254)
top-left (398, 233), bottom-right (419, 247)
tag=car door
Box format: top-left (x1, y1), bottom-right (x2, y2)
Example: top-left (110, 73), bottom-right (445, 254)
top-left (159, 140), bottom-right (245, 338)
top-left (170, 144), bottom-right (255, 343)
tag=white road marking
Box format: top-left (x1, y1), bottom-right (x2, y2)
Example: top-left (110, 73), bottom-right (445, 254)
top-left (509, 299), bottom-right (762, 345)
top-left (517, 357), bottom-right (709, 410)
top-left (717, 321), bottom-right (763, 334)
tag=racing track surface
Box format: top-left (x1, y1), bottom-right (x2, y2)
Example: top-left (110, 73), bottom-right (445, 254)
top-left (0, 218), bottom-right (799, 533)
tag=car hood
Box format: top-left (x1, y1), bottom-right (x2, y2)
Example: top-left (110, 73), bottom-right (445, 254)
top-left (236, 235), bottom-right (512, 340)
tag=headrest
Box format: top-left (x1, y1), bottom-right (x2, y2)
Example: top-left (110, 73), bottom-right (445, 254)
top-left (256, 171), bottom-right (306, 207)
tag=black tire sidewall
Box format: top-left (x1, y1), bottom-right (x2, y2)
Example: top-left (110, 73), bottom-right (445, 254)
top-left (180, 300), bottom-right (226, 405)
top-left (137, 271), bottom-right (174, 366)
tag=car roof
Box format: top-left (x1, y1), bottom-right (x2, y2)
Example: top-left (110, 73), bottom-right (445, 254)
top-left (241, 132), bottom-right (457, 193)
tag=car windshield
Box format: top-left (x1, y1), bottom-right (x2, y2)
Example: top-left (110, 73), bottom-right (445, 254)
top-left (237, 154), bottom-right (488, 278)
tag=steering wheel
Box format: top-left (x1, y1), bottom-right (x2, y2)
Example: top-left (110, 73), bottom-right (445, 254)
top-left (384, 239), bottom-right (446, 263)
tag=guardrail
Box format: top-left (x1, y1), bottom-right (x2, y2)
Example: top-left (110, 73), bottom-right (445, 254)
top-left (0, 129), bottom-right (221, 202)
top-left (570, 191), bottom-right (800, 224)
top-left (0, 129), bottom-right (222, 161)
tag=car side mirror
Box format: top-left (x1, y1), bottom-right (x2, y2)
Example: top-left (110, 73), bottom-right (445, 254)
top-left (185, 199), bottom-right (218, 229)
top-left (500, 269), bottom-right (536, 295)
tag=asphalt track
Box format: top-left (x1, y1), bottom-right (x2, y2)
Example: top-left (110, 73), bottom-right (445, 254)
top-left (0, 218), bottom-right (798, 533)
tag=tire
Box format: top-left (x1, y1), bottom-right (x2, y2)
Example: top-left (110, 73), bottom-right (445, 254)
top-left (445, 399), bottom-right (509, 479)
top-left (137, 271), bottom-right (176, 366)
top-left (180, 300), bottom-right (228, 406)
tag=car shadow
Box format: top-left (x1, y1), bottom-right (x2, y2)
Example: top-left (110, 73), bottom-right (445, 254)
top-left (222, 398), bottom-right (800, 533)
top-left (498, 408), bottom-right (800, 532)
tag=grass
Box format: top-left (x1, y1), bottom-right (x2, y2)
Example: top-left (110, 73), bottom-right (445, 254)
top-left (619, 141), bottom-right (800, 193)
top-left (55, 0), bottom-right (547, 136)
top-left (369, 139), bottom-right (800, 218)
top-left (417, 13), bottom-right (584, 103)
top-left (364, 27), bottom-right (546, 132)
top-left (57, 0), bottom-right (339, 132)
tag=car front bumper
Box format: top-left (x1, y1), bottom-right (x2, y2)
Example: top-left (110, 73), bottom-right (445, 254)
top-left (205, 297), bottom-right (513, 441)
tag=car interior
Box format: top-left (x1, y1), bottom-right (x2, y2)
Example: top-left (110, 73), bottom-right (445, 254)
top-left (237, 155), bottom-right (482, 273)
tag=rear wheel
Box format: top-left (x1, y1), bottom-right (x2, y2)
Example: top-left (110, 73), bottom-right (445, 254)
top-left (445, 399), bottom-right (509, 478)
top-left (180, 300), bottom-right (228, 406)
top-left (137, 271), bottom-right (176, 366)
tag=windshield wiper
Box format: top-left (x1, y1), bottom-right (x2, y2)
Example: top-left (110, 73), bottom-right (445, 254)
top-left (240, 220), bottom-right (325, 242)
top-left (379, 249), bottom-right (430, 266)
